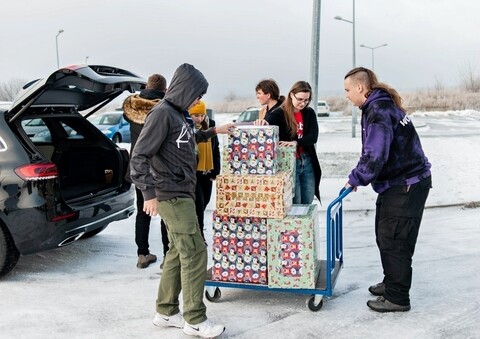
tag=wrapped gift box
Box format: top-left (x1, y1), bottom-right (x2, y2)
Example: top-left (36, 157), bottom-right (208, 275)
top-left (277, 145), bottom-right (296, 183)
top-left (211, 212), bottom-right (268, 285)
top-left (223, 144), bottom-right (296, 179)
top-left (216, 171), bottom-right (293, 219)
top-left (223, 125), bottom-right (279, 175)
top-left (267, 204), bottom-right (320, 289)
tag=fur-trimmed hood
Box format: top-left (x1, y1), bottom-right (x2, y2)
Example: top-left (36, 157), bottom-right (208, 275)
top-left (123, 94), bottom-right (160, 124)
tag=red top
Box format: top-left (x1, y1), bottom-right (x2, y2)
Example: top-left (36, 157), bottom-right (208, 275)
top-left (294, 111), bottom-right (304, 158)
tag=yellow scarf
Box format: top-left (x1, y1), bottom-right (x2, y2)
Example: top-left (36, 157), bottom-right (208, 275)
top-left (197, 139), bottom-right (214, 171)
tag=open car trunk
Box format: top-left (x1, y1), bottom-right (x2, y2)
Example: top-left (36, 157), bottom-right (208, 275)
top-left (18, 112), bottom-right (129, 203)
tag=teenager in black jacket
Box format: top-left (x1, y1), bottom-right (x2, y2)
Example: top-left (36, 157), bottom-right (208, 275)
top-left (258, 80), bottom-right (321, 204)
top-left (123, 73), bottom-right (168, 269)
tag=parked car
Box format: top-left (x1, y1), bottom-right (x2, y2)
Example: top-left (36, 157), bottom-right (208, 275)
top-left (88, 112), bottom-right (130, 143)
top-left (233, 107), bottom-right (261, 123)
top-left (0, 65), bottom-right (145, 276)
top-left (317, 100), bottom-right (330, 117)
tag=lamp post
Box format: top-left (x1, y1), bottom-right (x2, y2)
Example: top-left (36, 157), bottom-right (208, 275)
top-left (359, 43), bottom-right (387, 71)
top-left (55, 29), bottom-right (64, 69)
top-left (310, 0), bottom-right (322, 114)
top-left (334, 0), bottom-right (357, 137)
top-left (85, 56), bottom-right (89, 64)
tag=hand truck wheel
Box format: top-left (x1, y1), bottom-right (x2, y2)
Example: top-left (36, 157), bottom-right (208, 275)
top-left (205, 287), bottom-right (221, 302)
top-left (306, 294), bottom-right (323, 311)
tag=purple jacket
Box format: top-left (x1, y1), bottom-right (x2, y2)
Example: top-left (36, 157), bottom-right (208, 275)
top-left (348, 89), bottom-right (431, 193)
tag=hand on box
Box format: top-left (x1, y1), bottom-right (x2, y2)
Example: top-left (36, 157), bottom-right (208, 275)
top-left (254, 119), bottom-right (269, 126)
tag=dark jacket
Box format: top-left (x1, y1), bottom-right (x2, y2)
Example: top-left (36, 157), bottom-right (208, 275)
top-left (265, 106), bottom-right (322, 201)
top-left (130, 63), bottom-right (215, 201)
top-left (347, 89), bottom-right (431, 193)
top-left (260, 97), bottom-right (284, 120)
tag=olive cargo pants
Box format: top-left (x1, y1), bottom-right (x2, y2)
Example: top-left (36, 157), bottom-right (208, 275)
top-left (156, 197), bottom-right (208, 325)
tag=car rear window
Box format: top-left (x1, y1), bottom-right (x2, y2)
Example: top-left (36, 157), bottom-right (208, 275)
top-left (23, 117), bottom-right (86, 143)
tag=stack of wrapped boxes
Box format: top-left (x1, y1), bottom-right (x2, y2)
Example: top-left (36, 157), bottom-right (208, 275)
top-left (212, 125), bottom-right (320, 289)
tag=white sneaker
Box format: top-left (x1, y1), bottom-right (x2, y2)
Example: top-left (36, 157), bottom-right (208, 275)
top-left (152, 312), bottom-right (184, 328)
top-left (183, 319), bottom-right (225, 338)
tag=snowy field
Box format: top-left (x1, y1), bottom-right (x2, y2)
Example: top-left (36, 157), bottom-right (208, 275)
top-left (1, 110), bottom-right (479, 338)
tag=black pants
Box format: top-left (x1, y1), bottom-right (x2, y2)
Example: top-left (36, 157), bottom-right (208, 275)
top-left (195, 172), bottom-right (213, 240)
top-left (135, 187), bottom-right (169, 256)
top-left (375, 176), bottom-right (432, 306)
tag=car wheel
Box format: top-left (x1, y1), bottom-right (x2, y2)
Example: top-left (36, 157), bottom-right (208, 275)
top-left (0, 224), bottom-right (20, 277)
top-left (112, 134), bottom-right (121, 143)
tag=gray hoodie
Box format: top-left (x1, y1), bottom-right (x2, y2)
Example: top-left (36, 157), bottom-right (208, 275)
top-left (130, 63), bottom-right (214, 201)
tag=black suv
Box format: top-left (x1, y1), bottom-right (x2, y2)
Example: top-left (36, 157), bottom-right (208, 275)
top-left (0, 65), bottom-right (145, 276)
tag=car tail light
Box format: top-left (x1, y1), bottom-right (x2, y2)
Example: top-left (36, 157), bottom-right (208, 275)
top-left (51, 212), bottom-right (76, 222)
top-left (14, 162), bottom-right (58, 181)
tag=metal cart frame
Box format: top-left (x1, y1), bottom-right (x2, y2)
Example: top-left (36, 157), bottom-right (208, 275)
top-left (205, 188), bottom-right (352, 311)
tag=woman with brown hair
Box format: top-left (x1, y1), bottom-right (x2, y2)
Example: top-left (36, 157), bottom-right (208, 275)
top-left (256, 80), bottom-right (321, 204)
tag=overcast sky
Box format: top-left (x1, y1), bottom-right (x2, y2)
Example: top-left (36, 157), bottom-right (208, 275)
top-left (1, 0), bottom-right (479, 101)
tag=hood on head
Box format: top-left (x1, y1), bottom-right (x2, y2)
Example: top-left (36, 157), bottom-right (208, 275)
top-left (164, 63), bottom-right (208, 111)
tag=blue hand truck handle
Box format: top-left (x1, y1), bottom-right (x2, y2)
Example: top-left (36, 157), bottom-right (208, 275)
top-left (327, 187), bottom-right (353, 211)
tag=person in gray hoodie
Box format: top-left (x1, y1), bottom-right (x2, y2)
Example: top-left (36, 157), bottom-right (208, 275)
top-left (130, 63), bottom-right (233, 338)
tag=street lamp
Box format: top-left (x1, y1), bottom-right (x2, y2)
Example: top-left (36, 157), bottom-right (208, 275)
top-left (56, 29), bottom-right (64, 69)
top-left (309, 0), bottom-right (322, 114)
top-left (85, 56), bottom-right (89, 64)
top-left (359, 43), bottom-right (387, 71)
top-left (334, 0), bottom-right (357, 137)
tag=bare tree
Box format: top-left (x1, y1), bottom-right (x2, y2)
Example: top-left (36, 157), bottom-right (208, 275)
top-left (459, 62), bottom-right (480, 93)
top-left (0, 78), bottom-right (27, 101)
top-left (433, 76), bottom-right (445, 92)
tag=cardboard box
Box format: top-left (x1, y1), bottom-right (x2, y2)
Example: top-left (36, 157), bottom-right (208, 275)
top-left (211, 212), bottom-right (268, 285)
top-left (215, 171), bottom-right (293, 219)
top-left (223, 125), bottom-right (279, 175)
top-left (267, 204), bottom-right (320, 289)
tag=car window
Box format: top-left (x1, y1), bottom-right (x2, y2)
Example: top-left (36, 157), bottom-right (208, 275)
top-left (89, 115), bottom-right (102, 124)
top-left (239, 109), bottom-right (259, 122)
top-left (101, 114), bottom-right (121, 125)
top-left (89, 114), bottom-right (122, 125)
top-left (25, 118), bottom-right (46, 127)
top-left (29, 118), bottom-right (85, 143)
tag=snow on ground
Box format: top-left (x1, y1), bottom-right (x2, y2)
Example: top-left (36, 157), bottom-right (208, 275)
top-left (1, 111), bottom-right (479, 338)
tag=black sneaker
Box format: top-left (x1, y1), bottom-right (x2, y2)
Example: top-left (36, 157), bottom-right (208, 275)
top-left (368, 282), bottom-right (385, 296)
top-left (367, 296), bottom-right (411, 313)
